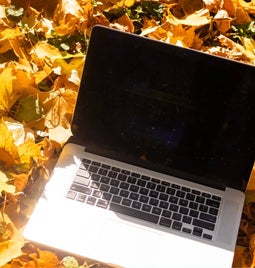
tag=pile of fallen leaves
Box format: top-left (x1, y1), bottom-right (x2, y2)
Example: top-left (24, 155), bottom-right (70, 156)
top-left (0, 0), bottom-right (255, 267)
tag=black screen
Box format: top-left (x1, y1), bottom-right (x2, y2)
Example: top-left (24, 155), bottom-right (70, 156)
top-left (71, 26), bottom-right (255, 191)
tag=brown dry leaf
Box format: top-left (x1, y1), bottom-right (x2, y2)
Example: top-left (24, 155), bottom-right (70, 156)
top-left (0, 0), bottom-right (10, 5)
top-left (25, 249), bottom-right (64, 268)
top-left (110, 13), bottom-right (134, 32)
top-left (214, 10), bottom-right (232, 33)
top-left (178, 0), bottom-right (205, 15)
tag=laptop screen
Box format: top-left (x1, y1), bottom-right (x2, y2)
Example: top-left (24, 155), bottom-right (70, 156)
top-left (72, 26), bottom-right (255, 191)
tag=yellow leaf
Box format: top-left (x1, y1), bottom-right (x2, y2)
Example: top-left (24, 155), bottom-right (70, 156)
top-left (0, 213), bottom-right (24, 267)
top-left (0, 66), bottom-right (22, 116)
top-left (16, 140), bottom-right (41, 165)
top-left (0, 120), bottom-right (18, 166)
top-left (0, 170), bottom-right (15, 194)
top-left (0, 27), bottom-right (21, 54)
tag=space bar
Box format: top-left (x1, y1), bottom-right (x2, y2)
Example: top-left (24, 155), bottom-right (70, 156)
top-left (109, 203), bottom-right (159, 224)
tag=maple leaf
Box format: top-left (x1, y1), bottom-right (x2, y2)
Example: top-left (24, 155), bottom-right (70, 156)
top-left (0, 170), bottom-right (15, 195)
top-left (0, 120), bottom-right (41, 172)
top-left (0, 66), bottom-right (22, 117)
top-left (0, 213), bottom-right (24, 267)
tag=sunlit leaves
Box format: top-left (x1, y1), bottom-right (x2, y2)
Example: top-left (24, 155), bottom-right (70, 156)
top-left (0, 170), bottom-right (15, 195)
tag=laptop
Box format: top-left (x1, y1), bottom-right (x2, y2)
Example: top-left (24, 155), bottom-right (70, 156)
top-left (24, 25), bottom-right (255, 267)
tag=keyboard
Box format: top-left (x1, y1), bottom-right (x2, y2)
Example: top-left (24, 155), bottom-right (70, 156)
top-left (66, 158), bottom-right (222, 241)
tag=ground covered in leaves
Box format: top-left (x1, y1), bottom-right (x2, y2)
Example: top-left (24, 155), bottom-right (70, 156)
top-left (0, 0), bottom-right (255, 267)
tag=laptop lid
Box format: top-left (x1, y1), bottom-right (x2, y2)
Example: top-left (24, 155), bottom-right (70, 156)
top-left (71, 25), bottom-right (255, 192)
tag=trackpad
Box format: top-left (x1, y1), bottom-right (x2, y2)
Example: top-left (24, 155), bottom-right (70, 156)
top-left (99, 219), bottom-right (178, 267)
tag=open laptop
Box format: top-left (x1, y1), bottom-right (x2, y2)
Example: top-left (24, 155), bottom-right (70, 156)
top-left (24, 25), bottom-right (255, 267)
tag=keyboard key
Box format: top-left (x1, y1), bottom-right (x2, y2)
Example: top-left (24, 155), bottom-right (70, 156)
top-left (86, 196), bottom-right (97, 205)
top-left (195, 196), bottom-right (205, 204)
top-left (159, 201), bottom-right (168, 209)
top-left (112, 167), bottom-right (121, 172)
top-left (89, 165), bottom-right (99, 173)
top-left (156, 184), bottom-right (166, 193)
top-left (73, 176), bottom-right (90, 186)
top-left (182, 215), bottom-right (192, 224)
top-left (120, 190), bottom-right (129, 197)
top-left (100, 176), bottom-right (110, 184)
top-left (76, 193), bottom-right (86, 202)
top-left (172, 184), bottom-right (180, 189)
top-left (209, 207), bottom-right (219, 216)
top-left (162, 210), bottom-right (172, 218)
top-left (110, 179), bottom-right (120, 187)
top-left (122, 198), bottom-right (132, 206)
top-left (159, 218), bottom-right (172, 227)
top-left (172, 221), bottom-right (182, 230)
top-left (137, 179), bottom-right (146, 187)
top-left (189, 202), bottom-right (198, 209)
top-left (179, 207), bottom-right (189, 215)
top-left (182, 227), bottom-right (192, 234)
top-left (76, 169), bottom-right (90, 178)
top-left (112, 196), bottom-right (121, 203)
top-left (120, 182), bottom-right (129, 189)
top-left (152, 207), bottom-right (162, 215)
top-left (102, 164), bottom-right (111, 169)
top-left (149, 190), bottom-right (159, 198)
top-left (130, 185), bottom-right (139, 192)
top-left (108, 171), bottom-right (118, 178)
top-left (203, 233), bottom-right (213, 240)
top-left (147, 182), bottom-right (156, 189)
top-left (170, 204), bottom-right (179, 212)
top-left (110, 203), bottom-right (159, 224)
top-left (172, 213), bottom-right (182, 221)
top-left (206, 199), bottom-right (220, 208)
top-left (169, 196), bottom-right (178, 204)
top-left (132, 201), bottom-right (142, 209)
top-left (98, 168), bottom-right (108, 175)
top-left (193, 218), bottom-right (215, 231)
top-left (110, 187), bottom-right (119, 195)
top-left (92, 161), bottom-right (100, 166)
top-left (71, 184), bottom-right (92, 195)
top-left (97, 199), bottom-right (108, 208)
top-left (179, 199), bottom-right (188, 207)
top-left (212, 195), bottom-right (221, 201)
top-left (132, 172), bottom-right (140, 178)
top-left (186, 193), bottom-right (195, 201)
top-left (159, 193), bottom-right (168, 201)
top-left (127, 176), bottom-right (137, 184)
top-left (189, 210), bottom-right (199, 218)
top-left (142, 204), bottom-right (152, 212)
top-left (200, 212), bottom-right (217, 223)
top-left (140, 195), bottom-right (149, 203)
top-left (121, 169), bottom-right (130, 175)
top-left (199, 204), bottom-right (208, 212)
top-left (181, 186), bottom-right (190, 192)
top-left (149, 198), bottom-right (159, 206)
top-left (66, 190), bottom-right (76, 199)
top-left (129, 192), bottom-right (139, 200)
top-left (176, 190), bottom-right (185, 198)
top-left (193, 227), bottom-right (203, 237)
